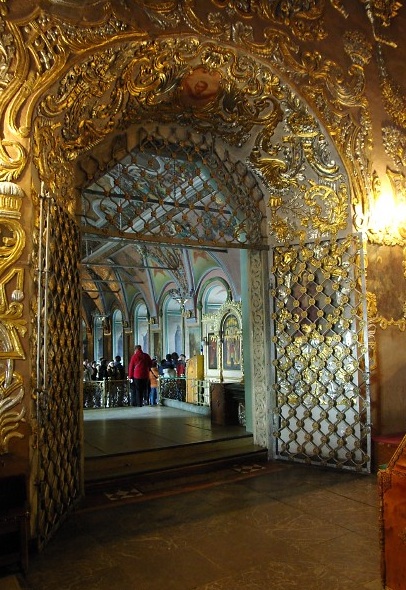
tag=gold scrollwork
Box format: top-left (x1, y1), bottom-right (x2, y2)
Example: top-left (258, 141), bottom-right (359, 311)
top-left (0, 181), bottom-right (27, 454)
top-left (0, 360), bottom-right (25, 454)
top-left (257, 90), bottom-right (350, 244)
top-left (0, 140), bottom-right (27, 183)
top-left (211, 0), bottom-right (328, 42)
top-left (302, 182), bottom-right (348, 234)
top-left (3, 2), bottom-right (375, 242)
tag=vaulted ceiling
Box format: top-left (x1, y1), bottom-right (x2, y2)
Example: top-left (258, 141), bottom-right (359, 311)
top-left (78, 130), bottom-right (257, 323)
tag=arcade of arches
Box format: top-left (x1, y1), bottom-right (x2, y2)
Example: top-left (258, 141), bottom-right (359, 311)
top-left (1, 1), bottom-right (406, 582)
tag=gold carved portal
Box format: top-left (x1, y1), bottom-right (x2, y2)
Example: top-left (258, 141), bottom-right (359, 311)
top-left (0, 1), bottom-right (392, 480)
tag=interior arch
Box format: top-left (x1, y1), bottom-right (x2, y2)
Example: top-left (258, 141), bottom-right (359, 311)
top-left (31, 31), bottom-right (357, 459)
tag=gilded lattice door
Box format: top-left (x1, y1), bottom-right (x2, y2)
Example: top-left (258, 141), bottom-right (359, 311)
top-left (271, 235), bottom-right (371, 472)
top-left (34, 196), bottom-right (82, 548)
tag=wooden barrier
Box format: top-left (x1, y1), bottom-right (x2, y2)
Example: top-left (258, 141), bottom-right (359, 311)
top-left (378, 434), bottom-right (406, 590)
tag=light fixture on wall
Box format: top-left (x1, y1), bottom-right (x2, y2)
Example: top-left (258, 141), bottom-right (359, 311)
top-left (369, 169), bottom-right (406, 244)
top-left (123, 320), bottom-right (132, 334)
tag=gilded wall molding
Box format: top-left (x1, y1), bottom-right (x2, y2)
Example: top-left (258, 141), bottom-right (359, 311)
top-left (0, 181), bottom-right (26, 453)
top-left (362, 0), bottom-right (406, 248)
top-left (366, 240), bottom-right (406, 336)
top-left (247, 249), bottom-right (269, 449)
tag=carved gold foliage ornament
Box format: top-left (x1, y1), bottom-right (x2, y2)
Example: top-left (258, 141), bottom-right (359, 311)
top-left (378, 51), bottom-right (406, 131)
top-left (210, 0), bottom-right (328, 42)
top-left (362, 0), bottom-right (406, 186)
top-left (0, 11), bottom-right (15, 91)
top-left (363, 0), bottom-right (402, 38)
top-left (382, 126), bottom-right (406, 169)
top-left (302, 182), bottom-right (348, 233)
top-left (252, 89), bottom-right (350, 245)
top-left (33, 31), bottom-right (353, 247)
top-left (0, 140), bottom-right (27, 182)
top-left (0, 360), bottom-right (25, 454)
top-left (120, 41), bottom-right (285, 145)
top-left (0, 181), bottom-right (27, 454)
top-left (34, 39), bottom-right (287, 204)
top-left (1, 1), bottom-right (373, 239)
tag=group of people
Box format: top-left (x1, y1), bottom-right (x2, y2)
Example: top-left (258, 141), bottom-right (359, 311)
top-left (83, 346), bottom-right (188, 408)
top-left (83, 356), bottom-right (126, 382)
top-left (159, 352), bottom-right (187, 378)
top-left (128, 346), bottom-right (188, 407)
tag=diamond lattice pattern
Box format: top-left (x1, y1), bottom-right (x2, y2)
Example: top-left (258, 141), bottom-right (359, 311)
top-left (81, 129), bottom-right (264, 248)
top-left (272, 236), bottom-right (370, 471)
top-left (36, 200), bottom-right (82, 546)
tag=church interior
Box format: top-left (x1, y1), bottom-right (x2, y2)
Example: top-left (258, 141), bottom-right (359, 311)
top-left (1, 1), bottom-right (406, 588)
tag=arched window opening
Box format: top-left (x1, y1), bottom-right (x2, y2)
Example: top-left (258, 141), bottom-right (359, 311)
top-left (134, 303), bottom-right (149, 353)
top-left (93, 316), bottom-right (104, 362)
top-left (112, 309), bottom-right (123, 359)
top-left (203, 282), bottom-right (229, 314)
top-left (165, 296), bottom-right (182, 356)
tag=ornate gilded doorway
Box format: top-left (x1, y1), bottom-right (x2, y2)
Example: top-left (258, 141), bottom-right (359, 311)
top-left (0, 0), bottom-right (380, 547)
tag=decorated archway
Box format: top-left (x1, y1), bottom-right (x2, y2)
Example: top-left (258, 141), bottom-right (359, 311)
top-left (0, 2), bottom-right (379, 548)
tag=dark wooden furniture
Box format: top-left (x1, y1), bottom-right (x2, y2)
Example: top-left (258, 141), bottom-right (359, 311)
top-left (210, 382), bottom-right (245, 426)
top-left (372, 432), bottom-right (405, 469)
top-left (0, 474), bottom-right (30, 574)
top-left (379, 434), bottom-right (406, 590)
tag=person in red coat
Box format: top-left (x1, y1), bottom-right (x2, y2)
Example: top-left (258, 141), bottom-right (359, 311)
top-left (128, 344), bottom-right (152, 407)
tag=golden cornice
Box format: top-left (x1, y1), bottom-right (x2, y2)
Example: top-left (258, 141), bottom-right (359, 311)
top-left (188, 0), bottom-right (329, 42)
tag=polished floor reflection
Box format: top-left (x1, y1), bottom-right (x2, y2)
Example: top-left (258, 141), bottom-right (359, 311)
top-left (7, 467), bottom-right (381, 589)
top-left (83, 406), bottom-right (255, 482)
top-left (83, 405), bottom-right (247, 457)
top-left (2, 407), bottom-right (382, 590)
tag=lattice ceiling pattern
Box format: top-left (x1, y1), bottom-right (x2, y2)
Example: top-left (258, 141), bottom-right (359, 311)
top-left (80, 133), bottom-right (265, 249)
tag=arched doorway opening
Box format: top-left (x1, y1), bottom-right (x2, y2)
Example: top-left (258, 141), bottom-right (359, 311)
top-left (79, 123), bottom-right (266, 463)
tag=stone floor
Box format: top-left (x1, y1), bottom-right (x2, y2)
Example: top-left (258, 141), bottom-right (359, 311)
top-left (83, 404), bottom-right (247, 458)
top-left (0, 407), bottom-right (383, 589)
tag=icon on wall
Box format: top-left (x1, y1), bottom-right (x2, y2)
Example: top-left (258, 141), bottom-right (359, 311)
top-left (222, 314), bottom-right (241, 371)
top-left (208, 333), bottom-right (218, 370)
